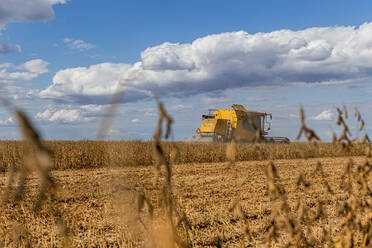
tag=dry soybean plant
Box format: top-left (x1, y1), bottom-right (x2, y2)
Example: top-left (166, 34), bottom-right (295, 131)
top-left (134, 96), bottom-right (191, 248)
top-left (263, 106), bottom-right (371, 247)
top-left (333, 107), bottom-right (371, 247)
top-left (265, 160), bottom-right (336, 247)
top-left (1, 102), bottom-right (70, 247)
top-left (297, 105), bottom-right (321, 142)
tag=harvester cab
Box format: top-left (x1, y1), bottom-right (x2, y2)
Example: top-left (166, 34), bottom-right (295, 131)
top-left (196, 104), bottom-right (289, 143)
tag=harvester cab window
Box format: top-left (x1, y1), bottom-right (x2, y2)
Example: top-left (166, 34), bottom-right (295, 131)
top-left (264, 114), bottom-right (272, 132)
top-left (202, 114), bottom-right (215, 120)
top-left (202, 109), bottom-right (217, 120)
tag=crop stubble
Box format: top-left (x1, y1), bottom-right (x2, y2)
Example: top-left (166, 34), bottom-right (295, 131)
top-left (0, 156), bottom-right (368, 247)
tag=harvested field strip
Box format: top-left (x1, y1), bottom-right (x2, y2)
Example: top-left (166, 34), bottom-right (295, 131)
top-left (0, 156), bottom-right (366, 247)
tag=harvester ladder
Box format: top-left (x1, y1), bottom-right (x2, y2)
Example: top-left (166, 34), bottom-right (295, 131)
top-left (226, 119), bottom-right (232, 140)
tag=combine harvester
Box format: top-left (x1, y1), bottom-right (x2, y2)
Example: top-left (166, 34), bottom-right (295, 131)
top-left (196, 104), bottom-right (289, 143)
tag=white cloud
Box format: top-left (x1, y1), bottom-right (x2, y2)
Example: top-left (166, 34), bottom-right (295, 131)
top-left (63, 38), bottom-right (72, 43)
top-left (39, 63), bottom-right (135, 103)
top-left (144, 111), bottom-right (156, 117)
top-left (18, 59), bottom-right (48, 73)
top-left (0, 0), bottom-right (66, 28)
top-left (0, 59), bottom-right (48, 83)
top-left (0, 117), bottom-right (14, 125)
top-left (63, 38), bottom-right (96, 50)
top-left (131, 118), bottom-right (141, 124)
top-left (52, 109), bottom-right (91, 123)
top-left (41, 22), bottom-right (372, 104)
top-left (0, 63), bottom-right (13, 69)
top-left (0, 0), bottom-right (65, 56)
top-left (0, 70), bottom-right (35, 81)
top-left (47, 0), bottom-right (66, 4)
top-left (310, 109), bottom-right (333, 121)
top-left (201, 95), bottom-right (232, 105)
top-left (1, 86), bottom-right (39, 100)
top-left (80, 104), bottom-right (104, 112)
top-left (36, 104), bottom-right (103, 124)
top-left (171, 104), bottom-right (192, 111)
top-left (36, 108), bottom-right (92, 123)
top-left (107, 128), bottom-right (123, 136)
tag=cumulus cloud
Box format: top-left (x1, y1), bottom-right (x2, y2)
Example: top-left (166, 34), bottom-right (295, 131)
top-left (18, 59), bottom-right (48, 73)
top-left (0, 0), bottom-right (64, 57)
top-left (0, 0), bottom-right (66, 28)
top-left (36, 109), bottom-right (92, 123)
top-left (35, 104), bottom-right (103, 124)
top-left (41, 22), bottom-right (372, 104)
top-left (39, 63), bottom-right (137, 103)
top-left (310, 109), bottom-right (333, 121)
top-left (63, 38), bottom-right (96, 50)
top-left (0, 59), bottom-right (48, 83)
top-left (80, 104), bottom-right (104, 112)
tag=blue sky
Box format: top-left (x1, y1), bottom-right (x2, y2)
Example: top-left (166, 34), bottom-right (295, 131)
top-left (0, 0), bottom-right (372, 140)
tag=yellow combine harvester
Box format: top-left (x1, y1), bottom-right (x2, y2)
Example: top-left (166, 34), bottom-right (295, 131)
top-left (196, 104), bottom-right (289, 143)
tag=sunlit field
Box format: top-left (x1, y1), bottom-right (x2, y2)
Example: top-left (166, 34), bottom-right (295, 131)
top-left (0, 104), bottom-right (370, 247)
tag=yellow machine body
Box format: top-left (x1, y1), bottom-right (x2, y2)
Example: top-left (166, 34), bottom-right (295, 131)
top-left (199, 104), bottom-right (268, 142)
top-left (201, 119), bottom-right (229, 134)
